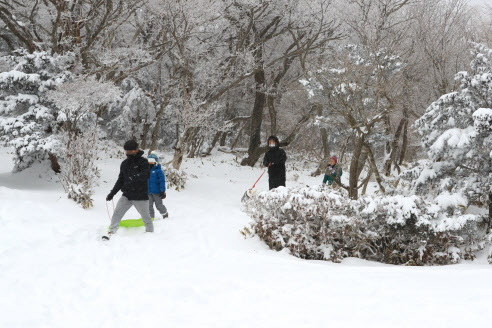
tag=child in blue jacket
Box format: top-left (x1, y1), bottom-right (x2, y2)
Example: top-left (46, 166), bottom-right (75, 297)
top-left (147, 152), bottom-right (168, 219)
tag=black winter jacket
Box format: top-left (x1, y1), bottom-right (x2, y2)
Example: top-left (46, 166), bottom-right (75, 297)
top-left (263, 140), bottom-right (287, 182)
top-left (109, 150), bottom-right (150, 200)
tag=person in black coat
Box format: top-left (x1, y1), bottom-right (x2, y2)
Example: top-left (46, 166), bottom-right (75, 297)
top-left (103, 140), bottom-right (154, 240)
top-left (262, 136), bottom-right (287, 190)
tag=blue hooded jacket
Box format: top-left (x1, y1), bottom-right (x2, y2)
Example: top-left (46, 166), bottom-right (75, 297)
top-left (148, 163), bottom-right (166, 194)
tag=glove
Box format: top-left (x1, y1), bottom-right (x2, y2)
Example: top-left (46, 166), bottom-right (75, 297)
top-left (160, 191), bottom-right (166, 199)
top-left (106, 193), bottom-right (114, 201)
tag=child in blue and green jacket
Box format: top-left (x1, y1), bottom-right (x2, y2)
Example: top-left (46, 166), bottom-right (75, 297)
top-left (147, 152), bottom-right (168, 219)
top-left (323, 155), bottom-right (343, 187)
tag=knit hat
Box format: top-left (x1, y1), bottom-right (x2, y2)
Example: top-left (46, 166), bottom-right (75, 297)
top-left (124, 139), bottom-right (138, 150)
top-left (330, 155), bottom-right (338, 164)
top-left (148, 151), bottom-right (159, 164)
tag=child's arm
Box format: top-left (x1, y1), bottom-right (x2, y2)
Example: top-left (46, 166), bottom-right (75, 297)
top-left (158, 168), bottom-right (166, 192)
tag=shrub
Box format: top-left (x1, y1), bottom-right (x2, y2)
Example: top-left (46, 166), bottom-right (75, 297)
top-left (164, 167), bottom-right (188, 191)
top-left (243, 186), bottom-right (489, 265)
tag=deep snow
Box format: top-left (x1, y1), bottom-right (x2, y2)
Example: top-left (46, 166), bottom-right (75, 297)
top-left (1, 147), bottom-right (491, 328)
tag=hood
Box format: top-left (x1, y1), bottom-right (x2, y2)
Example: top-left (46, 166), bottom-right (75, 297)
top-left (150, 163), bottom-right (161, 171)
top-left (127, 149), bottom-right (145, 161)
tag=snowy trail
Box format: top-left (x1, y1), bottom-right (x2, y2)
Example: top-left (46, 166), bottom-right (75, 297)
top-left (1, 151), bottom-right (492, 327)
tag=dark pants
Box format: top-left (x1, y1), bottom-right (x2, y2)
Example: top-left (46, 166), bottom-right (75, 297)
top-left (269, 179), bottom-right (286, 190)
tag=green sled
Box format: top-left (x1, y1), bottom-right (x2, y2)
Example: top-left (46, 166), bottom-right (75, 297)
top-left (109, 217), bottom-right (154, 229)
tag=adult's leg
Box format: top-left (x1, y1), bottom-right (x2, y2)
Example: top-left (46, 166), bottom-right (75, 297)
top-left (133, 200), bottom-right (154, 232)
top-left (109, 196), bottom-right (133, 234)
top-left (269, 179), bottom-right (283, 190)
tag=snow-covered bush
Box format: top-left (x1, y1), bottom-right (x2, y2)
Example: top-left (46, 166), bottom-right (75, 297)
top-left (164, 167), bottom-right (188, 191)
top-left (0, 50), bottom-right (73, 171)
top-left (243, 186), bottom-right (489, 265)
top-left (46, 77), bottom-right (120, 207)
top-left (106, 78), bottom-right (156, 143)
top-left (413, 43), bottom-right (492, 216)
top-left (59, 129), bottom-right (100, 209)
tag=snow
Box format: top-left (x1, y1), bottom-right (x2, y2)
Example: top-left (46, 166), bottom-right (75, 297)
top-left (1, 148), bottom-right (492, 327)
top-left (0, 70), bottom-right (40, 83)
top-left (434, 191), bottom-right (468, 210)
top-left (429, 127), bottom-right (477, 152)
top-left (473, 107), bottom-right (492, 120)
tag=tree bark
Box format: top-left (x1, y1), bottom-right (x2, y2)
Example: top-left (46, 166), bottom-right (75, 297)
top-left (361, 168), bottom-right (373, 196)
top-left (312, 104), bottom-right (330, 176)
top-left (219, 131), bottom-right (228, 147)
top-left (204, 131), bottom-right (222, 155)
top-left (149, 101), bottom-right (167, 154)
top-left (49, 153), bottom-right (61, 174)
top-left (172, 127), bottom-right (193, 169)
top-left (231, 123), bottom-right (247, 150)
top-left (140, 121), bottom-right (150, 150)
top-left (349, 136), bottom-right (365, 200)
top-left (489, 193), bottom-right (492, 226)
top-left (398, 117), bottom-right (409, 166)
top-left (267, 95), bottom-right (277, 136)
top-left (241, 59), bottom-right (266, 166)
top-left (365, 144), bottom-right (386, 194)
top-left (356, 148), bottom-right (369, 180)
top-left (384, 117), bottom-right (405, 176)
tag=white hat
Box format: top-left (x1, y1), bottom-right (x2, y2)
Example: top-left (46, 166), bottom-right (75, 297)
top-left (148, 158), bottom-right (157, 164)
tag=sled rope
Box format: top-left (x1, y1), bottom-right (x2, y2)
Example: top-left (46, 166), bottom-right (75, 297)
top-left (251, 162), bottom-right (271, 189)
top-left (106, 199), bottom-right (114, 221)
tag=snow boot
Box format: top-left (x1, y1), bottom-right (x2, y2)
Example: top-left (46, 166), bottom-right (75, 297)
top-left (102, 232), bottom-right (113, 241)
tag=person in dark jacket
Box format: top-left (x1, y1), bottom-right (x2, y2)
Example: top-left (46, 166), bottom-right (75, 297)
top-left (103, 140), bottom-right (154, 240)
top-left (262, 136), bottom-right (287, 190)
top-left (147, 152), bottom-right (168, 220)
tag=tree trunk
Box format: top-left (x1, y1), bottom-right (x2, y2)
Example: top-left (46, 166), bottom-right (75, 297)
top-left (219, 131), bottom-right (228, 147)
top-left (340, 135), bottom-right (351, 164)
top-left (489, 193), bottom-right (492, 226)
top-left (149, 100), bottom-right (168, 154)
top-left (312, 104), bottom-right (330, 176)
top-left (267, 95), bottom-right (277, 136)
top-left (172, 127), bottom-right (192, 170)
top-left (384, 118), bottom-right (405, 176)
top-left (241, 65), bottom-right (266, 166)
top-left (365, 144), bottom-right (386, 194)
top-left (349, 136), bottom-right (365, 200)
top-left (204, 131), bottom-right (222, 155)
top-left (356, 148), bottom-right (369, 179)
top-left (188, 133), bottom-right (203, 159)
top-left (231, 123), bottom-right (247, 150)
top-left (361, 168), bottom-right (373, 196)
top-left (398, 118), bottom-right (408, 166)
top-left (140, 122), bottom-right (150, 150)
top-left (49, 153), bottom-right (61, 174)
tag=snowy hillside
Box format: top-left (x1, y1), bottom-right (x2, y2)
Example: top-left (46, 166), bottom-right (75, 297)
top-left (1, 147), bottom-right (491, 328)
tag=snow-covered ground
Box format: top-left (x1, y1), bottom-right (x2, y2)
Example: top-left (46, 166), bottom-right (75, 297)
top-left (1, 147), bottom-right (491, 328)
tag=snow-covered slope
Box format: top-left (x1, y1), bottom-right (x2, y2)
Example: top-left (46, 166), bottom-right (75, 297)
top-left (1, 148), bottom-right (491, 327)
